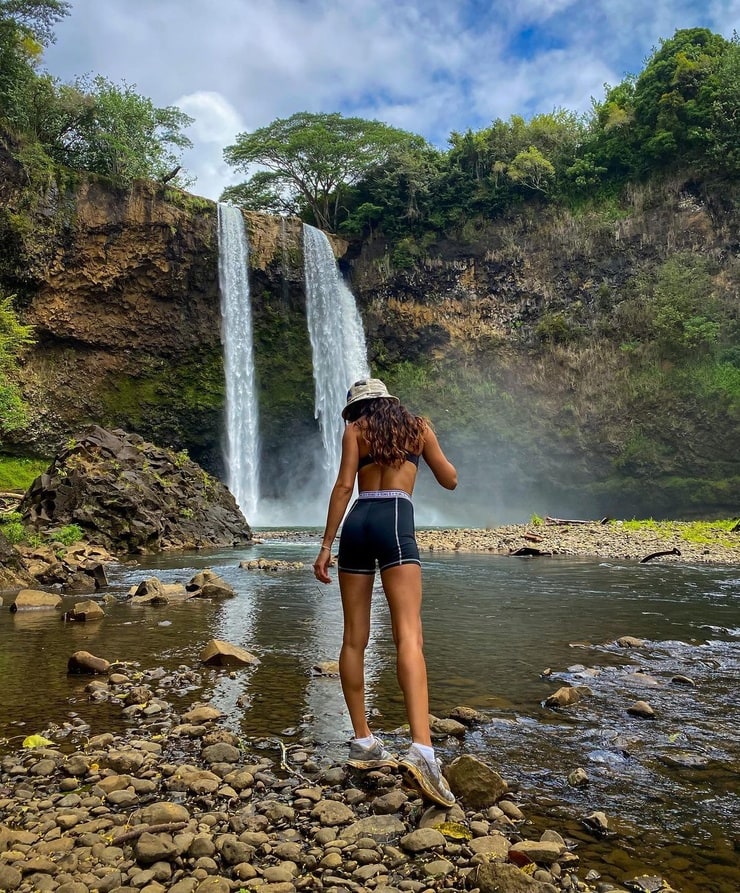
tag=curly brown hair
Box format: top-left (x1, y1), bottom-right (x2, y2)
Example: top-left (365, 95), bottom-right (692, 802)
top-left (345, 398), bottom-right (427, 467)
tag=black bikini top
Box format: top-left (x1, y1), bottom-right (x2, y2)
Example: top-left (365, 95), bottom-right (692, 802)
top-left (358, 452), bottom-right (421, 471)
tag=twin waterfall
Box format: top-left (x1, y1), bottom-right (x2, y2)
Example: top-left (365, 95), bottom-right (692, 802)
top-left (217, 204), bottom-right (261, 522)
top-left (217, 207), bottom-right (369, 524)
top-left (303, 224), bottom-right (370, 489)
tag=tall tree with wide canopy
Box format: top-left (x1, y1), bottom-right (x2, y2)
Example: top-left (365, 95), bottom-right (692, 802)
top-left (223, 111), bottom-right (424, 231)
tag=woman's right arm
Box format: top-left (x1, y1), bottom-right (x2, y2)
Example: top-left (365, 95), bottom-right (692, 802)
top-left (422, 425), bottom-right (458, 490)
top-left (313, 424), bottom-right (359, 583)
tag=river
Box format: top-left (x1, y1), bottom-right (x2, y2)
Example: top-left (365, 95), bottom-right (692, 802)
top-left (1, 538), bottom-right (738, 891)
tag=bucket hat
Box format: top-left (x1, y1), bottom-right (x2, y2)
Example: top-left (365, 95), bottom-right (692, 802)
top-left (342, 378), bottom-right (399, 419)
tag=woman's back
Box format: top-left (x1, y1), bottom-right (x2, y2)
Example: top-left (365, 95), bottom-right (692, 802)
top-left (353, 422), bottom-right (421, 494)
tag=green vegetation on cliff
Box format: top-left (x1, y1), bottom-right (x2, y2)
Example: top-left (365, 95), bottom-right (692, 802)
top-left (222, 29), bottom-right (737, 243)
top-left (0, 292), bottom-right (34, 433)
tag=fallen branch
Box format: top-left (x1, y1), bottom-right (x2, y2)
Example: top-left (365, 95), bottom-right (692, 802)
top-left (260, 736), bottom-right (311, 784)
top-left (111, 821), bottom-right (188, 846)
top-left (545, 516), bottom-right (610, 526)
top-left (640, 547), bottom-right (681, 563)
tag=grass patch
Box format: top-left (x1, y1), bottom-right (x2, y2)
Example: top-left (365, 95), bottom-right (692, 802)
top-left (616, 518), bottom-right (739, 548)
top-left (0, 456), bottom-right (48, 491)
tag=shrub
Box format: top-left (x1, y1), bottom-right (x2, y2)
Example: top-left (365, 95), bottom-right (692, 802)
top-left (55, 524), bottom-right (83, 546)
top-left (0, 520), bottom-right (25, 544)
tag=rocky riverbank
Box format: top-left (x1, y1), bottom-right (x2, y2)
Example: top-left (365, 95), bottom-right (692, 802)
top-left (412, 520), bottom-right (740, 565)
top-left (0, 660), bottom-right (677, 893)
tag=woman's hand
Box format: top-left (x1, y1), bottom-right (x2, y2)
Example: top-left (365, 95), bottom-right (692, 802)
top-left (313, 547), bottom-right (333, 584)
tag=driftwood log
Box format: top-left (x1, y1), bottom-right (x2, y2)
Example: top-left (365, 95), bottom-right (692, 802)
top-left (640, 547), bottom-right (681, 563)
top-left (545, 516), bottom-right (610, 526)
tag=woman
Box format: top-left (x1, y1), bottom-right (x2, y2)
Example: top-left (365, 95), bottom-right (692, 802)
top-left (313, 378), bottom-right (458, 808)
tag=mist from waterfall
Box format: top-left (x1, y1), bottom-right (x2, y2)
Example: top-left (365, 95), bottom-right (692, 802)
top-left (303, 223), bottom-right (370, 495)
top-left (217, 202), bottom-right (260, 523)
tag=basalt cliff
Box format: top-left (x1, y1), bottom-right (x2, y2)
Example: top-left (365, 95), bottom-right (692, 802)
top-left (1, 134), bottom-right (738, 522)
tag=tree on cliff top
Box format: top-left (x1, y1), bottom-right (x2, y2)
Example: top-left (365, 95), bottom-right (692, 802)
top-left (222, 112), bottom-right (423, 231)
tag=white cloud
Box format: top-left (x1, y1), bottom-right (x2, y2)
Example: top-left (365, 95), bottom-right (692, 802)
top-left (42, 0), bottom-right (739, 196)
top-left (175, 92), bottom-right (246, 200)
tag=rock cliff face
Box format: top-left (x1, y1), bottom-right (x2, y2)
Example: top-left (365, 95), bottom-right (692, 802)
top-left (1, 132), bottom-right (737, 521)
top-left (1, 135), bottom-right (312, 480)
top-left (344, 180), bottom-right (739, 518)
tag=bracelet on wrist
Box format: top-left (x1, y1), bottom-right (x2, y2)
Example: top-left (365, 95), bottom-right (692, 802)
top-left (320, 544), bottom-right (332, 551)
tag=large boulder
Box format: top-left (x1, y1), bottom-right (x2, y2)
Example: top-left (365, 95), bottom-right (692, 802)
top-left (19, 426), bottom-right (252, 554)
top-left (10, 589), bottom-right (62, 611)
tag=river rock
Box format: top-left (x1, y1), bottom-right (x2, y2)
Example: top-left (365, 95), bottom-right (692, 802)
top-left (583, 811), bottom-right (609, 835)
top-left (134, 832), bottom-right (179, 864)
top-left (657, 751), bottom-right (709, 769)
top-left (239, 558), bottom-right (304, 571)
top-left (10, 589), bottom-right (62, 611)
top-left (200, 639), bottom-right (260, 667)
top-left (181, 704), bottom-right (224, 723)
top-left (311, 661), bottom-right (340, 676)
top-left (167, 764), bottom-right (222, 794)
top-left (400, 828), bottom-right (446, 852)
top-left (343, 815), bottom-right (406, 841)
top-left (62, 570), bottom-right (97, 593)
top-left (474, 860), bottom-right (558, 892)
top-left (627, 700), bottom-right (655, 718)
top-left (445, 754), bottom-right (508, 808)
top-left (311, 799), bottom-right (355, 826)
top-left (509, 839), bottom-right (565, 864)
top-left (469, 834), bottom-right (509, 858)
top-left (67, 650), bottom-right (111, 674)
top-left (19, 426), bottom-right (252, 554)
top-left (0, 865), bottom-right (23, 890)
top-left (544, 685), bottom-right (591, 707)
top-left (64, 599), bottom-right (105, 621)
top-left (201, 742), bottom-right (240, 764)
top-left (430, 715), bottom-right (467, 737)
top-left (447, 705), bottom-right (486, 725)
top-left (616, 636), bottom-right (645, 647)
top-left (187, 569), bottom-right (234, 598)
top-left (568, 767), bottom-right (589, 786)
top-left (137, 802), bottom-right (191, 825)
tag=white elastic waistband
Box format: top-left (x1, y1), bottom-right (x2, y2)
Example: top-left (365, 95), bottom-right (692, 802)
top-left (357, 490), bottom-right (411, 501)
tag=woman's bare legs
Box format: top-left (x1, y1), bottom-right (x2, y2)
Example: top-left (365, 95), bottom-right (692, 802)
top-left (380, 564), bottom-right (432, 746)
top-left (338, 571), bottom-right (375, 739)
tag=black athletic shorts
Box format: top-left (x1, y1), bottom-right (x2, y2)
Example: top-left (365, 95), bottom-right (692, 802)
top-left (337, 490), bottom-right (421, 574)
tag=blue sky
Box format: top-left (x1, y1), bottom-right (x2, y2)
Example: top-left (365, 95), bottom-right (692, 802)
top-left (42, 0), bottom-right (739, 200)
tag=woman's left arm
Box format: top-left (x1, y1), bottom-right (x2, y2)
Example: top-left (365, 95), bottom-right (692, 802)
top-left (313, 425), bottom-right (359, 583)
